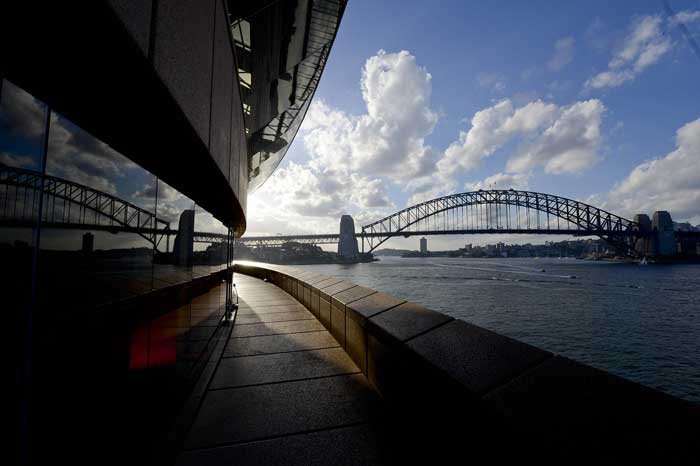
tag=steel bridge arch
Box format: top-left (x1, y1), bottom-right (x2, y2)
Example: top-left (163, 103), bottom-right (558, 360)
top-left (0, 163), bottom-right (172, 246)
top-left (360, 189), bottom-right (641, 254)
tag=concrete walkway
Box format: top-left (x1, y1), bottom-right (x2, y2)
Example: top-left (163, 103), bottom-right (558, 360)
top-left (176, 274), bottom-right (391, 465)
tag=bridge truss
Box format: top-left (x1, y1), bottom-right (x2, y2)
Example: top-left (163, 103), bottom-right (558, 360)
top-left (361, 190), bottom-right (642, 254)
top-left (0, 163), bottom-right (172, 247)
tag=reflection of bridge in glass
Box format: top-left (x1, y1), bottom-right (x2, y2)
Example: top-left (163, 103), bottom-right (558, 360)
top-left (0, 164), bottom-right (225, 251)
top-left (3, 164), bottom-right (697, 256)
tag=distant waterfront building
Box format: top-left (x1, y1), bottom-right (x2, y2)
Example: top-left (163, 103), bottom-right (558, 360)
top-left (653, 211), bottom-right (676, 256)
top-left (420, 237), bottom-right (428, 254)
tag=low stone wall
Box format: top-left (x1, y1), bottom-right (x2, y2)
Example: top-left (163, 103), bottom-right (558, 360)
top-left (234, 261), bottom-right (699, 464)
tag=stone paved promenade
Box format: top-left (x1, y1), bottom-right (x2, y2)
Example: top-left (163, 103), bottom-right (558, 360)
top-left (175, 274), bottom-right (391, 465)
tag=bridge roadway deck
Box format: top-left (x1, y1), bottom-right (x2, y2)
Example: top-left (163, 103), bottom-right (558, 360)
top-left (175, 274), bottom-right (392, 465)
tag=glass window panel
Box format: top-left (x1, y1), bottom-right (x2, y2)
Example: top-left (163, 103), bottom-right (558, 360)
top-left (226, 0), bottom-right (343, 191)
top-left (248, 93), bottom-right (313, 191)
top-left (0, 80), bottom-right (48, 280)
top-left (228, 0), bottom-right (341, 144)
top-left (0, 80), bottom-right (49, 432)
top-left (152, 178), bottom-right (195, 288)
top-left (193, 204), bottom-right (229, 275)
top-left (40, 111), bottom-right (158, 313)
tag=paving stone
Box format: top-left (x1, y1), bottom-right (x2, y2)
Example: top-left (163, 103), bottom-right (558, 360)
top-left (319, 281), bottom-right (356, 300)
top-left (312, 277), bottom-right (344, 290)
top-left (156, 314), bottom-right (222, 328)
top-left (319, 297), bottom-right (331, 329)
top-left (177, 423), bottom-right (391, 466)
top-left (331, 286), bottom-right (376, 308)
top-left (330, 303), bottom-right (346, 346)
top-left (239, 298), bottom-right (297, 307)
top-left (236, 292), bottom-right (291, 300)
top-left (346, 315), bottom-right (367, 373)
top-left (346, 292), bottom-right (406, 321)
top-left (407, 320), bottom-right (551, 396)
top-left (223, 331), bottom-right (339, 357)
top-left (235, 310), bottom-right (314, 325)
top-left (368, 302), bottom-right (453, 342)
top-left (177, 325), bottom-right (218, 341)
top-left (309, 289), bottom-right (320, 316)
top-left (230, 320), bottom-right (324, 338)
top-left (236, 304), bottom-right (307, 315)
top-left (191, 302), bottom-right (226, 310)
top-left (211, 347), bottom-right (359, 389)
top-left (300, 273), bottom-right (324, 285)
top-left (306, 274), bottom-right (333, 285)
top-left (185, 374), bottom-right (379, 448)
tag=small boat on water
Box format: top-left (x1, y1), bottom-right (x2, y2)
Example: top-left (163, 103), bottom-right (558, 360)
top-left (640, 257), bottom-right (648, 265)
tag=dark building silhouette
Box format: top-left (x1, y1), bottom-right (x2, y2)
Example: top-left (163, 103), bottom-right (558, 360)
top-left (2, 2), bottom-right (346, 465)
top-left (653, 210), bottom-right (676, 256)
top-left (81, 233), bottom-right (94, 254)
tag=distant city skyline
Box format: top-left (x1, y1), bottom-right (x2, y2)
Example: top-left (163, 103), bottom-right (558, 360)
top-left (246, 0), bottom-right (700, 250)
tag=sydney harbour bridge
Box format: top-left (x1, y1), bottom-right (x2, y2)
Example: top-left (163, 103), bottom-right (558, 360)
top-left (1, 163), bottom-right (697, 257)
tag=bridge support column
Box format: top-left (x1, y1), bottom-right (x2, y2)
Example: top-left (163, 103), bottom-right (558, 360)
top-left (338, 215), bottom-right (359, 261)
top-left (633, 214), bottom-right (653, 256)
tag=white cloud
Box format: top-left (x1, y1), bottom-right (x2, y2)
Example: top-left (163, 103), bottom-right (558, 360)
top-left (507, 99), bottom-right (605, 174)
top-left (547, 36), bottom-right (575, 71)
top-left (45, 116), bottom-right (126, 194)
top-left (247, 161), bottom-right (394, 236)
top-left (305, 50), bottom-right (438, 181)
top-left (0, 152), bottom-right (36, 168)
top-left (133, 182), bottom-right (180, 203)
top-left (595, 118), bottom-right (700, 221)
top-left (0, 80), bottom-right (46, 139)
top-left (668, 10), bottom-right (700, 26)
top-left (406, 176), bottom-right (457, 206)
top-left (585, 15), bottom-right (673, 89)
top-left (465, 172), bottom-right (530, 191)
top-left (584, 17), bottom-right (609, 52)
top-left (436, 99), bottom-right (559, 178)
top-left (408, 97), bottom-right (604, 208)
top-left (476, 72), bottom-right (507, 93)
top-left (349, 175), bottom-right (393, 209)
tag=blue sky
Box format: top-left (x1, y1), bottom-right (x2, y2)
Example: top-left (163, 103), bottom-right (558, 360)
top-left (247, 0), bottom-right (700, 249)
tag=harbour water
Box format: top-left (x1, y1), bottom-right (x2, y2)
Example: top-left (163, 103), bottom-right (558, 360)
top-left (295, 257), bottom-right (700, 404)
